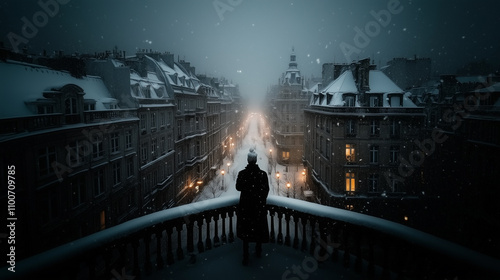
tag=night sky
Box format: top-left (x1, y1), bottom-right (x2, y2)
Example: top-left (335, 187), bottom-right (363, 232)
top-left (1, 0), bottom-right (499, 104)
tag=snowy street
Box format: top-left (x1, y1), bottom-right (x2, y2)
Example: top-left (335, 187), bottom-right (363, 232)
top-left (194, 112), bottom-right (306, 202)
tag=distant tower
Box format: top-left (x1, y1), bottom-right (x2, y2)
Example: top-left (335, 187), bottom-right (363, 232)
top-left (281, 47), bottom-right (302, 86)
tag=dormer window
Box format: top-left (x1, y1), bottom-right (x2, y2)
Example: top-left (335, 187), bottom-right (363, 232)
top-left (343, 94), bottom-right (356, 107)
top-left (65, 97), bottom-right (77, 114)
top-left (369, 94), bottom-right (382, 107)
top-left (388, 94), bottom-right (403, 107)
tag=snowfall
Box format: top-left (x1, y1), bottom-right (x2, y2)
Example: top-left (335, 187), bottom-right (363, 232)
top-left (150, 113), bottom-right (364, 279)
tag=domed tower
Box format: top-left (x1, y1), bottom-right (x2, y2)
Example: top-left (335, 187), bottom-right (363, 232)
top-left (281, 47), bottom-right (302, 86)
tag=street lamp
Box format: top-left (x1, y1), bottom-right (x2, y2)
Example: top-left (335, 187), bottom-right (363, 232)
top-left (276, 171), bottom-right (280, 196)
top-left (286, 182), bottom-right (291, 198)
top-left (221, 169), bottom-right (225, 191)
top-left (227, 162), bottom-right (231, 173)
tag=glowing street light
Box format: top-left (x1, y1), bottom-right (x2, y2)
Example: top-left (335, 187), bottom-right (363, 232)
top-left (221, 169), bottom-right (225, 191)
top-left (227, 162), bottom-right (231, 173)
top-left (286, 182), bottom-right (291, 198)
top-left (276, 171), bottom-right (280, 195)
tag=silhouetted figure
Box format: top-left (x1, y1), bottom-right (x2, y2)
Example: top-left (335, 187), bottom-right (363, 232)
top-left (236, 148), bottom-right (270, 265)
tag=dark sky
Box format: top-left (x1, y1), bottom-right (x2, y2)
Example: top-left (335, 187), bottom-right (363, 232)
top-left (1, 0), bottom-right (499, 104)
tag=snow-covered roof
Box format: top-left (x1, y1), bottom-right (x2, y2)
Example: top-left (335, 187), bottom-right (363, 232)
top-left (130, 70), bottom-right (168, 99)
top-left (310, 69), bottom-right (417, 108)
top-left (146, 55), bottom-right (198, 94)
top-left (0, 60), bottom-right (117, 119)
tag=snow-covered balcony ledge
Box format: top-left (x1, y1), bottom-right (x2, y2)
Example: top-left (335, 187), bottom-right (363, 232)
top-left (4, 196), bottom-right (500, 279)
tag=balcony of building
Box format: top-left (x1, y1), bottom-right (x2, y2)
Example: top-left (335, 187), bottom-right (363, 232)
top-left (3, 196), bottom-right (500, 280)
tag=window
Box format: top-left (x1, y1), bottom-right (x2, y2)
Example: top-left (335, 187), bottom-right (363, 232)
top-left (66, 140), bottom-right (87, 167)
top-left (346, 172), bottom-right (356, 193)
top-left (370, 95), bottom-right (381, 107)
top-left (92, 135), bottom-right (104, 159)
top-left (160, 136), bottom-right (166, 155)
top-left (177, 120), bottom-right (183, 140)
top-left (390, 120), bottom-right (400, 138)
top-left (100, 210), bottom-right (106, 230)
top-left (125, 130), bottom-right (133, 150)
top-left (370, 120), bottom-right (380, 137)
top-left (160, 112), bottom-right (166, 127)
top-left (151, 138), bottom-right (157, 159)
top-left (390, 146), bottom-right (400, 164)
top-left (127, 157), bottom-right (134, 178)
top-left (38, 147), bottom-right (56, 177)
top-left (83, 103), bottom-right (95, 111)
top-left (141, 142), bottom-right (148, 163)
top-left (151, 112), bottom-right (157, 130)
top-left (344, 95), bottom-right (355, 107)
top-left (65, 97), bottom-right (77, 114)
top-left (38, 105), bottom-right (54, 114)
top-left (71, 180), bottom-right (86, 208)
top-left (112, 161), bottom-right (121, 186)
top-left (282, 151), bottom-right (290, 161)
top-left (390, 95), bottom-right (402, 107)
top-left (140, 113), bottom-right (147, 130)
top-left (93, 169), bottom-right (105, 196)
top-left (345, 119), bottom-right (356, 136)
top-left (369, 174), bottom-right (379, 192)
top-left (346, 144), bottom-right (356, 162)
top-left (110, 132), bottom-right (120, 153)
top-left (370, 145), bottom-right (379, 164)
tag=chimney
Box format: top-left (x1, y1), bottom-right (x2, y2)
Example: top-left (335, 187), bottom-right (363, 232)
top-left (161, 52), bottom-right (175, 69)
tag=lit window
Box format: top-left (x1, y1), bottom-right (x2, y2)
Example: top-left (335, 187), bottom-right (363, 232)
top-left (346, 144), bottom-right (356, 162)
top-left (345, 172), bottom-right (356, 193)
top-left (282, 151), bottom-right (290, 161)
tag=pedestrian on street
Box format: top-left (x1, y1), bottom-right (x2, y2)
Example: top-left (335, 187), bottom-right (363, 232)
top-left (236, 148), bottom-right (270, 265)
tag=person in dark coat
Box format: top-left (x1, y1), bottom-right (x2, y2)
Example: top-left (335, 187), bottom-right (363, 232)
top-left (236, 148), bottom-right (270, 265)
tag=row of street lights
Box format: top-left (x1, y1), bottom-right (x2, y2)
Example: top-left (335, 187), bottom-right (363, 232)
top-left (220, 162), bottom-right (231, 191)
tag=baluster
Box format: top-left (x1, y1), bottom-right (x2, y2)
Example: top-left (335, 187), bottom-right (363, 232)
top-left (132, 239), bottom-right (140, 278)
top-left (277, 211), bottom-right (283, 244)
top-left (381, 237), bottom-right (391, 280)
top-left (197, 218), bottom-right (205, 253)
top-left (187, 218), bottom-right (194, 253)
top-left (228, 209), bottom-right (235, 243)
top-left (87, 257), bottom-right (96, 280)
top-left (144, 233), bottom-right (152, 274)
top-left (205, 214), bottom-right (212, 250)
top-left (354, 227), bottom-right (362, 273)
top-left (301, 216), bottom-right (308, 252)
top-left (284, 212), bottom-right (291, 246)
top-left (343, 224), bottom-right (350, 268)
top-left (213, 212), bottom-right (220, 247)
top-left (330, 221), bottom-right (339, 262)
top-left (318, 218), bottom-right (328, 262)
top-left (221, 211), bottom-right (227, 244)
top-left (293, 215), bottom-right (299, 249)
top-left (176, 222), bottom-right (184, 260)
top-left (269, 209), bottom-right (276, 243)
top-left (309, 218), bottom-right (316, 255)
top-left (118, 243), bottom-right (127, 273)
top-left (155, 230), bottom-right (164, 269)
top-left (166, 226), bottom-right (174, 265)
top-left (104, 247), bottom-right (112, 277)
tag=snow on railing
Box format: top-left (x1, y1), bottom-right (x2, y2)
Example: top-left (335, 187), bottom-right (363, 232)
top-left (3, 195), bottom-right (500, 279)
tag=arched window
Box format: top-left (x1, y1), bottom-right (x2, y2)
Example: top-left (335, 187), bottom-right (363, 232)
top-left (65, 97), bottom-right (77, 114)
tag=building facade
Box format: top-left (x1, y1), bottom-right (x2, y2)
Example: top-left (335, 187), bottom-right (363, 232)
top-left (303, 59), bottom-right (426, 221)
top-left (0, 59), bottom-right (140, 258)
top-left (267, 49), bottom-right (309, 165)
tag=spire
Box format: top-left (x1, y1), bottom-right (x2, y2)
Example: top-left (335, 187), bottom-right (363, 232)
top-left (289, 47), bottom-right (297, 69)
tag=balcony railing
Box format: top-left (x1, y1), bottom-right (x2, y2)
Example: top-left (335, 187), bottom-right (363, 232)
top-left (3, 196), bottom-right (500, 279)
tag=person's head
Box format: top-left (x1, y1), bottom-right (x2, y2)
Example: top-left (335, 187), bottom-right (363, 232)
top-left (247, 148), bottom-right (257, 164)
